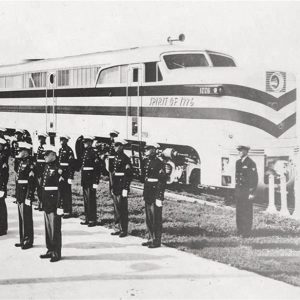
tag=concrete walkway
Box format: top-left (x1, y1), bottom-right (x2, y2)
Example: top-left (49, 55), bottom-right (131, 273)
top-left (1, 197), bottom-right (299, 300)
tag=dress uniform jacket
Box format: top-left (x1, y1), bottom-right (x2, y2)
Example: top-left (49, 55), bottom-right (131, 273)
top-left (42, 160), bottom-right (62, 258)
top-left (143, 156), bottom-right (166, 246)
top-left (58, 145), bottom-right (75, 215)
top-left (16, 157), bottom-right (36, 246)
top-left (235, 156), bottom-right (258, 236)
top-left (0, 149), bottom-right (9, 234)
top-left (35, 145), bottom-right (46, 209)
top-left (12, 140), bottom-right (21, 172)
top-left (81, 146), bottom-right (101, 223)
top-left (111, 151), bottom-right (132, 234)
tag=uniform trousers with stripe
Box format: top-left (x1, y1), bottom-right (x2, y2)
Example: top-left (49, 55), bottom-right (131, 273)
top-left (112, 194), bottom-right (128, 233)
top-left (0, 194), bottom-right (7, 233)
top-left (60, 180), bottom-right (72, 215)
top-left (16, 184), bottom-right (34, 246)
top-left (145, 201), bottom-right (162, 245)
top-left (44, 212), bottom-right (62, 258)
top-left (37, 178), bottom-right (43, 210)
top-left (83, 185), bottom-right (97, 223)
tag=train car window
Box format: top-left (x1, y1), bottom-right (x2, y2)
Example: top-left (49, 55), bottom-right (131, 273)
top-left (209, 54), bottom-right (236, 67)
top-left (145, 62), bottom-right (163, 82)
top-left (58, 70), bottom-right (70, 87)
top-left (97, 66), bottom-right (120, 84)
top-left (164, 53), bottom-right (209, 69)
top-left (133, 68), bottom-right (139, 82)
top-left (30, 72), bottom-right (47, 87)
top-left (0, 77), bottom-right (5, 88)
top-left (120, 65), bottom-right (128, 83)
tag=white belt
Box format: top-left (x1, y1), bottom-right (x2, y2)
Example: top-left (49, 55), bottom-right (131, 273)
top-left (60, 163), bottom-right (69, 166)
top-left (114, 172), bottom-right (124, 176)
top-left (108, 156), bottom-right (115, 159)
top-left (37, 159), bottom-right (45, 163)
top-left (146, 178), bottom-right (158, 182)
top-left (83, 167), bottom-right (94, 170)
top-left (18, 180), bottom-right (28, 184)
top-left (44, 187), bottom-right (58, 191)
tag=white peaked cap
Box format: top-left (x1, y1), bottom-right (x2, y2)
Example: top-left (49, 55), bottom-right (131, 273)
top-left (38, 132), bottom-right (48, 138)
top-left (110, 130), bottom-right (120, 135)
top-left (145, 141), bottom-right (160, 148)
top-left (18, 142), bottom-right (32, 150)
top-left (0, 127), bottom-right (6, 132)
top-left (83, 135), bottom-right (95, 141)
top-left (114, 138), bottom-right (127, 145)
top-left (60, 134), bottom-right (70, 140)
top-left (44, 144), bottom-right (57, 154)
top-left (15, 128), bottom-right (24, 134)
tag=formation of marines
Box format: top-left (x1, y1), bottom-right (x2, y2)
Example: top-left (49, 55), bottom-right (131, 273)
top-left (0, 127), bottom-right (258, 261)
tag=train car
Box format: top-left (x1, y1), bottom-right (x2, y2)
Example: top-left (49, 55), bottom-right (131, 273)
top-left (0, 35), bottom-right (297, 200)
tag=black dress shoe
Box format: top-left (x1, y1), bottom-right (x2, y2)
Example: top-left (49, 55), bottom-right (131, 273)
top-left (88, 222), bottom-right (96, 227)
top-left (119, 232), bottom-right (127, 238)
top-left (22, 244), bottom-right (33, 250)
top-left (148, 243), bottom-right (161, 249)
top-left (40, 253), bottom-right (52, 259)
top-left (96, 220), bottom-right (104, 226)
top-left (15, 243), bottom-right (22, 247)
top-left (50, 257), bottom-right (60, 263)
top-left (0, 231), bottom-right (7, 236)
top-left (80, 221), bottom-right (88, 225)
top-left (111, 231), bottom-right (121, 236)
top-left (141, 241), bottom-right (151, 246)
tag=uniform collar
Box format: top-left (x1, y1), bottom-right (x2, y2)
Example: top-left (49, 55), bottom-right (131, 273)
top-left (241, 155), bottom-right (248, 163)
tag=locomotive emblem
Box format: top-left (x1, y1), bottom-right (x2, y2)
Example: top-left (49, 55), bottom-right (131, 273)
top-left (266, 71), bottom-right (286, 93)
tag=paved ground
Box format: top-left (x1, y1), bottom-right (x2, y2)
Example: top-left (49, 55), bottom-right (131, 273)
top-left (1, 198), bottom-right (300, 300)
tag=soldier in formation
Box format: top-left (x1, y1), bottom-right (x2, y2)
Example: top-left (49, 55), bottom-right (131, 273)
top-left (142, 142), bottom-right (167, 248)
top-left (58, 134), bottom-right (75, 219)
top-left (0, 138), bottom-right (9, 236)
top-left (40, 145), bottom-right (63, 262)
top-left (110, 138), bottom-right (132, 237)
top-left (15, 142), bottom-right (36, 250)
top-left (35, 132), bottom-right (48, 211)
top-left (235, 145), bottom-right (258, 237)
top-left (80, 135), bottom-right (101, 227)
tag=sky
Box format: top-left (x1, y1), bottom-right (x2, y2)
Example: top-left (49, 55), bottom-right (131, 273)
top-left (0, 0), bottom-right (299, 73)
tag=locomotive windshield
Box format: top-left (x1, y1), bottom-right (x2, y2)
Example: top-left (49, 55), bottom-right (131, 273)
top-left (209, 54), bottom-right (236, 67)
top-left (163, 53), bottom-right (236, 69)
top-left (164, 53), bottom-right (209, 69)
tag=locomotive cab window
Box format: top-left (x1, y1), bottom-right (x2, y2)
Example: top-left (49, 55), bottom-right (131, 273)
top-left (209, 54), bottom-right (236, 67)
top-left (164, 53), bottom-right (209, 69)
top-left (97, 65), bottom-right (128, 85)
top-left (145, 62), bottom-right (163, 82)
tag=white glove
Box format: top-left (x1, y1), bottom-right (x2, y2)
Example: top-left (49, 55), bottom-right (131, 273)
top-left (68, 179), bottom-right (73, 185)
top-left (59, 176), bottom-right (64, 182)
top-left (248, 194), bottom-right (255, 200)
top-left (122, 189), bottom-right (128, 197)
top-left (57, 208), bottom-right (64, 216)
top-left (0, 191), bottom-right (4, 198)
top-left (93, 184), bottom-right (98, 189)
top-left (25, 199), bottom-right (31, 206)
top-left (155, 199), bottom-right (163, 207)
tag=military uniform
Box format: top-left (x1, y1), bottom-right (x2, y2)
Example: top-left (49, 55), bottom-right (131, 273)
top-left (0, 139), bottom-right (9, 235)
top-left (81, 144), bottom-right (100, 225)
top-left (143, 156), bottom-right (166, 247)
top-left (111, 150), bottom-right (132, 235)
top-left (235, 155), bottom-right (258, 236)
top-left (36, 144), bottom-right (46, 210)
top-left (15, 151), bottom-right (36, 248)
top-left (42, 156), bottom-right (62, 261)
top-left (58, 144), bottom-right (75, 216)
